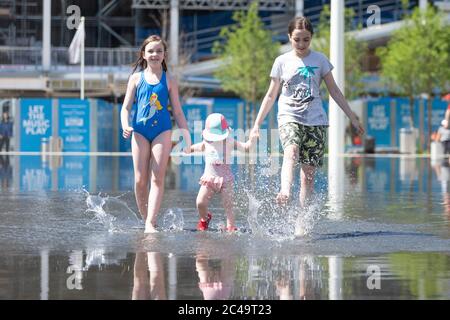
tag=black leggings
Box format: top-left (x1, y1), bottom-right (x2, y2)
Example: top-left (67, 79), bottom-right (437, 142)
top-left (0, 136), bottom-right (10, 152)
top-left (444, 140), bottom-right (450, 155)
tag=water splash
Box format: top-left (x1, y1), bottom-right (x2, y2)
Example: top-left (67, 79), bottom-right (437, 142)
top-left (84, 191), bottom-right (142, 232)
top-left (247, 193), bottom-right (263, 235)
top-left (160, 208), bottom-right (185, 231)
top-left (245, 189), bottom-right (293, 240)
top-left (294, 194), bottom-right (327, 237)
top-left (259, 157), bottom-right (279, 177)
top-left (85, 193), bottom-right (118, 232)
top-left (245, 186), bottom-right (327, 241)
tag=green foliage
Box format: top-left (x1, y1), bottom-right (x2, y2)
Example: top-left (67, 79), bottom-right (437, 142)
top-left (377, 5), bottom-right (450, 120)
top-left (377, 4), bottom-right (450, 146)
top-left (212, 2), bottom-right (280, 110)
top-left (400, 0), bottom-right (410, 17)
top-left (312, 5), bottom-right (368, 99)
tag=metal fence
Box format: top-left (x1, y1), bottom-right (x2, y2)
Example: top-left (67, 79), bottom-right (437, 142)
top-left (0, 46), bottom-right (138, 71)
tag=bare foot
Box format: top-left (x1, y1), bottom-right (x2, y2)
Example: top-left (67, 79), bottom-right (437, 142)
top-left (276, 190), bottom-right (290, 206)
top-left (221, 225), bottom-right (238, 233)
top-left (144, 225), bottom-right (159, 234)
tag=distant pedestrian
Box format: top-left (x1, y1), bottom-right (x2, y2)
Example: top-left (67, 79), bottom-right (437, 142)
top-left (0, 112), bottom-right (13, 152)
top-left (436, 119), bottom-right (450, 155)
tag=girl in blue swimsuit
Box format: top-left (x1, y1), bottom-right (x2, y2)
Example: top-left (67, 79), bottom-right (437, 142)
top-left (121, 35), bottom-right (192, 233)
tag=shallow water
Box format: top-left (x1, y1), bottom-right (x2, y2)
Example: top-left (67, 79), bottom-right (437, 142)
top-left (0, 154), bottom-right (449, 299)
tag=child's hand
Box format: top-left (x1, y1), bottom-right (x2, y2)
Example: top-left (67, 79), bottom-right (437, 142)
top-left (183, 146), bottom-right (192, 154)
top-left (122, 126), bottom-right (134, 139)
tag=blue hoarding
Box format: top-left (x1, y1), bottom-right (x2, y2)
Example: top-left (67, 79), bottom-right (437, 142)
top-left (212, 98), bottom-right (242, 131)
top-left (367, 98), bottom-right (391, 147)
top-left (97, 99), bottom-right (114, 152)
top-left (179, 160), bottom-right (204, 192)
top-left (182, 104), bottom-right (207, 144)
top-left (424, 99), bottom-right (447, 136)
top-left (58, 99), bottom-right (90, 152)
top-left (119, 156), bottom-right (134, 191)
top-left (20, 99), bottom-right (52, 152)
top-left (118, 103), bottom-right (134, 153)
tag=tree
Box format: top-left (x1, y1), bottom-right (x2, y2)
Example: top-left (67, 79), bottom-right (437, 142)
top-left (212, 2), bottom-right (280, 129)
top-left (312, 5), bottom-right (368, 100)
top-left (377, 5), bottom-right (450, 151)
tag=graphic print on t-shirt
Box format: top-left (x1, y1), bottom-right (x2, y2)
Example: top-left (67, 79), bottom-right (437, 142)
top-left (283, 66), bottom-right (319, 105)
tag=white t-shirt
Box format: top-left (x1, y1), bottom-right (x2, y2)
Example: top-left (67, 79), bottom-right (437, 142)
top-left (202, 138), bottom-right (234, 182)
top-left (270, 50), bottom-right (333, 127)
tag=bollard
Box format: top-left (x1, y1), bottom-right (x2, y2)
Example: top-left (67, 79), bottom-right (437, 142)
top-left (399, 128), bottom-right (416, 154)
top-left (364, 136), bottom-right (375, 154)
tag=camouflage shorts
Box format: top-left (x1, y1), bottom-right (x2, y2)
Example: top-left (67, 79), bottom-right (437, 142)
top-left (279, 122), bottom-right (327, 167)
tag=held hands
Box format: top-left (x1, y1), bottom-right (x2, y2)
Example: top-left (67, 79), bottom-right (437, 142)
top-left (183, 144), bottom-right (192, 154)
top-left (242, 126), bottom-right (260, 151)
top-left (122, 126), bottom-right (134, 139)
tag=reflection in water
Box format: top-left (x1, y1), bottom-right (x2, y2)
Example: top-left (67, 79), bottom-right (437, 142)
top-left (196, 254), bottom-right (235, 300)
top-left (40, 248), bottom-right (49, 300)
top-left (274, 256), bottom-right (324, 300)
top-left (328, 256), bottom-right (343, 300)
top-left (328, 154), bottom-right (345, 299)
top-left (132, 252), bottom-right (167, 300)
top-left (388, 252), bottom-right (450, 299)
top-left (345, 156), bottom-right (362, 188)
top-left (432, 158), bottom-right (450, 220)
top-left (0, 248), bottom-right (449, 299)
top-left (0, 155), bottom-right (12, 190)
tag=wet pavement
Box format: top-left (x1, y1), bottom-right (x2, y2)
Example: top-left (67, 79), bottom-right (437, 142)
top-left (0, 154), bottom-right (449, 299)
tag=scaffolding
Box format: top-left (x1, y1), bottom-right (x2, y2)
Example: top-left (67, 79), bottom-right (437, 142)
top-left (0, 0), bottom-right (138, 47)
top-left (0, 0), bottom-right (426, 97)
top-left (132, 0), bottom-right (295, 11)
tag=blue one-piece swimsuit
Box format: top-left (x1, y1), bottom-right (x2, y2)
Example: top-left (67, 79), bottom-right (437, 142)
top-left (132, 71), bottom-right (172, 142)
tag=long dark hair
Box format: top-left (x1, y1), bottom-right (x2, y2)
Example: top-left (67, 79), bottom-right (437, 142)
top-left (288, 16), bottom-right (314, 36)
top-left (131, 35), bottom-right (168, 74)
